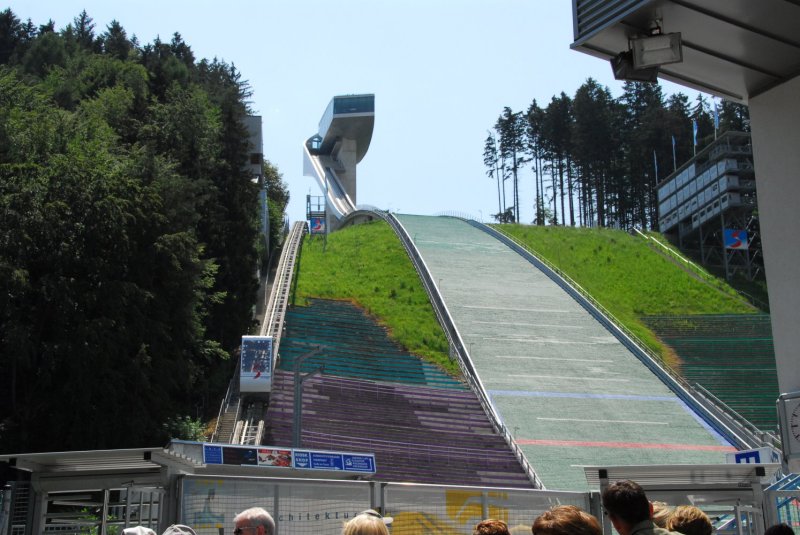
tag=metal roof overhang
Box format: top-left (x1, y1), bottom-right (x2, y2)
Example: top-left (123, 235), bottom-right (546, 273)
top-left (0, 448), bottom-right (190, 474)
top-left (571, 0), bottom-right (800, 103)
top-left (0, 443), bottom-right (373, 489)
top-left (584, 463), bottom-right (780, 489)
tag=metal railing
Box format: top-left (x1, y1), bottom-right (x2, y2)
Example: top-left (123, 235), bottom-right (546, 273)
top-left (694, 384), bottom-right (781, 449)
top-left (481, 222), bottom-right (767, 450)
top-left (216, 221), bottom-right (306, 446)
top-left (210, 366), bottom-right (238, 443)
top-left (630, 227), bottom-right (767, 310)
top-left (373, 210), bottom-right (545, 489)
top-left (261, 221), bottom-right (307, 359)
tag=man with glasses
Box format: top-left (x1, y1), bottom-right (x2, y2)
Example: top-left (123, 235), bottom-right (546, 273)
top-left (233, 507), bottom-right (275, 535)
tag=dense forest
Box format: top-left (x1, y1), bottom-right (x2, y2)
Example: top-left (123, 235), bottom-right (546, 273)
top-left (485, 79), bottom-right (750, 228)
top-left (0, 9), bottom-right (289, 452)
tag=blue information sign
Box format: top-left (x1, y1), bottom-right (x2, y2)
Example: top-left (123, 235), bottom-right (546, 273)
top-left (205, 445), bottom-right (375, 474)
top-left (292, 450), bottom-right (311, 469)
top-left (203, 445), bottom-right (223, 465)
top-left (309, 452), bottom-right (344, 470)
top-left (291, 450), bottom-right (375, 473)
top-left (342, 454), bottom-right (375, 473)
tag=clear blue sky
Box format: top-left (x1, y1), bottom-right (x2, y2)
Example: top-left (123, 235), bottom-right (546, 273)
top-left (9, 0), bottom-right (701, 225)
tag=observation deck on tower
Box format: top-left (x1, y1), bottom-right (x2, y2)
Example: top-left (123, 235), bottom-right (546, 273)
top-left (303, 94), bottom-right (375, 230)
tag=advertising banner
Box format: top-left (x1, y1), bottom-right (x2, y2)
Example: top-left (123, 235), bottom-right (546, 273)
top-left (724, 229), bottom-right (748, 250)
top-left (310, 216), bottom-right (326, 235)
top-left (202, 444), bottom-right (374, 474)
top-left (240, 336), bottom-right (272, 393)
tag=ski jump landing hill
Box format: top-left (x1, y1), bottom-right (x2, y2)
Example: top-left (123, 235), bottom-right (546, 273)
top-left (300, 94), bottom-right (767, 491)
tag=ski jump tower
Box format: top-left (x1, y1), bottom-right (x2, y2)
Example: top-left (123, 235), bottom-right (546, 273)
top-left (303, 94), bottom-right (375, 232)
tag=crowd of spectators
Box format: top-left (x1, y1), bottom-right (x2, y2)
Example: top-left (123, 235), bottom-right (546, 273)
top-left (121, 481), bottom-right (796, 535)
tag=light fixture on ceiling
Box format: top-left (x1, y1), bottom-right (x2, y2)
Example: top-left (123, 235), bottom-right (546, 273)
top-left (610, 51), bottom-right (659, 83)
top-left (631, 32), bottom-right (683, 69)
top-left (610, 22), bottom-right (683, 83)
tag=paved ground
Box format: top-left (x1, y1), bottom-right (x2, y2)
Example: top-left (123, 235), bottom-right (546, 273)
top-left (397, 214), bottom-right (735, 491)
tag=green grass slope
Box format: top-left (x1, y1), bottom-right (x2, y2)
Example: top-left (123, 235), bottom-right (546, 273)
top-left (494, 224), bottom-right (757, 369)
top-left (291, 221), bottom-right (456, 375)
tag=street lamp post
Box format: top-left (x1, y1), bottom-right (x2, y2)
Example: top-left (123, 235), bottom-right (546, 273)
top-left (293, 346), bottom-right (324, 448)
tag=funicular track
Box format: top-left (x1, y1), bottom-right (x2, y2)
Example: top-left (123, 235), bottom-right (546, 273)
top-left (213, 221), bottom-right (307, 445)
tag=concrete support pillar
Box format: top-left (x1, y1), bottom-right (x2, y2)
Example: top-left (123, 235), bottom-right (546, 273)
top-left (748, 76), bottom-right (800, 395)
top-left (334, 138), bottom-right (358, 206)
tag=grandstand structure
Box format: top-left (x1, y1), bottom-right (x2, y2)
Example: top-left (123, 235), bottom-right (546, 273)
top-left (261, 298), bottom-right (532, 487)
top-left (642, 314), bottom-right (778, 431)
top-left (656, 131), bottom-right (761, 281)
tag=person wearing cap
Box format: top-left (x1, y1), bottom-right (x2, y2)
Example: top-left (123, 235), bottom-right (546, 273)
top-left (233, 507), bottom-right (275, 535)
top-left (161, 525), bottom-right (197, 535)
top-left (342, 509), bottom-right (391, 535)
top-left (122, 527), bottom-right (156, 535)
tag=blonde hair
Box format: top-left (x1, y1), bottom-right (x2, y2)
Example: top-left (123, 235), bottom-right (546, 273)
top-left (651, 501), bottom-right (674, 528)
top-left (532, 505), bottom-right (601, 535)
top-left (666, 505), bottom-right (712, 535)
top-left (342, 512), bottom-right (389, 535)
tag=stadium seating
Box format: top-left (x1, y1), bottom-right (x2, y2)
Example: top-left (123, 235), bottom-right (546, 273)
top-left (642, 314), bottom-right (778, 430)
top-left (263, 370), bottom-right (531, 487)
top-left (267, 299), bottom-right (531, 487)
top-left (278, 299), bottom-right (463, 389)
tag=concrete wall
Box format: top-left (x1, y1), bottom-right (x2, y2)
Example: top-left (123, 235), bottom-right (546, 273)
top-left (749, 75), bottom-right (800, 395)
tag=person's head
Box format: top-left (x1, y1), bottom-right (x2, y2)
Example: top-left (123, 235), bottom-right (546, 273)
top-left (161, 526), bottom-right (197, 535)
top-left (474, 518), bottom-right (510, 535)
top-left (666, 506), bottom-right (712, 535)
top-left (342, 510), bottom-right (389, 535)
top-left (123, 528), bottom-right (156, 535)
top-left (531, 505), bottom-right (601, 535)
top-left (601, 480), bottom-right (652, 534)
top-left (233, 507), bottom-right (275, 535)
top-left (764, 524), bottom-right (795, 535)
top-left (651, 501), bottom-right (673, 528)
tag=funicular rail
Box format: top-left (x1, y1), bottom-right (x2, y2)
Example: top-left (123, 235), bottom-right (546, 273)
top-left (349, 210), bottom-right (544, 489)
top-left (213, 221), bottom-right (307, 446)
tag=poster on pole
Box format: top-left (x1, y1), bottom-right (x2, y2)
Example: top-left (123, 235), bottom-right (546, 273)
top-left (310, 216), bottom-right (326, 235)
